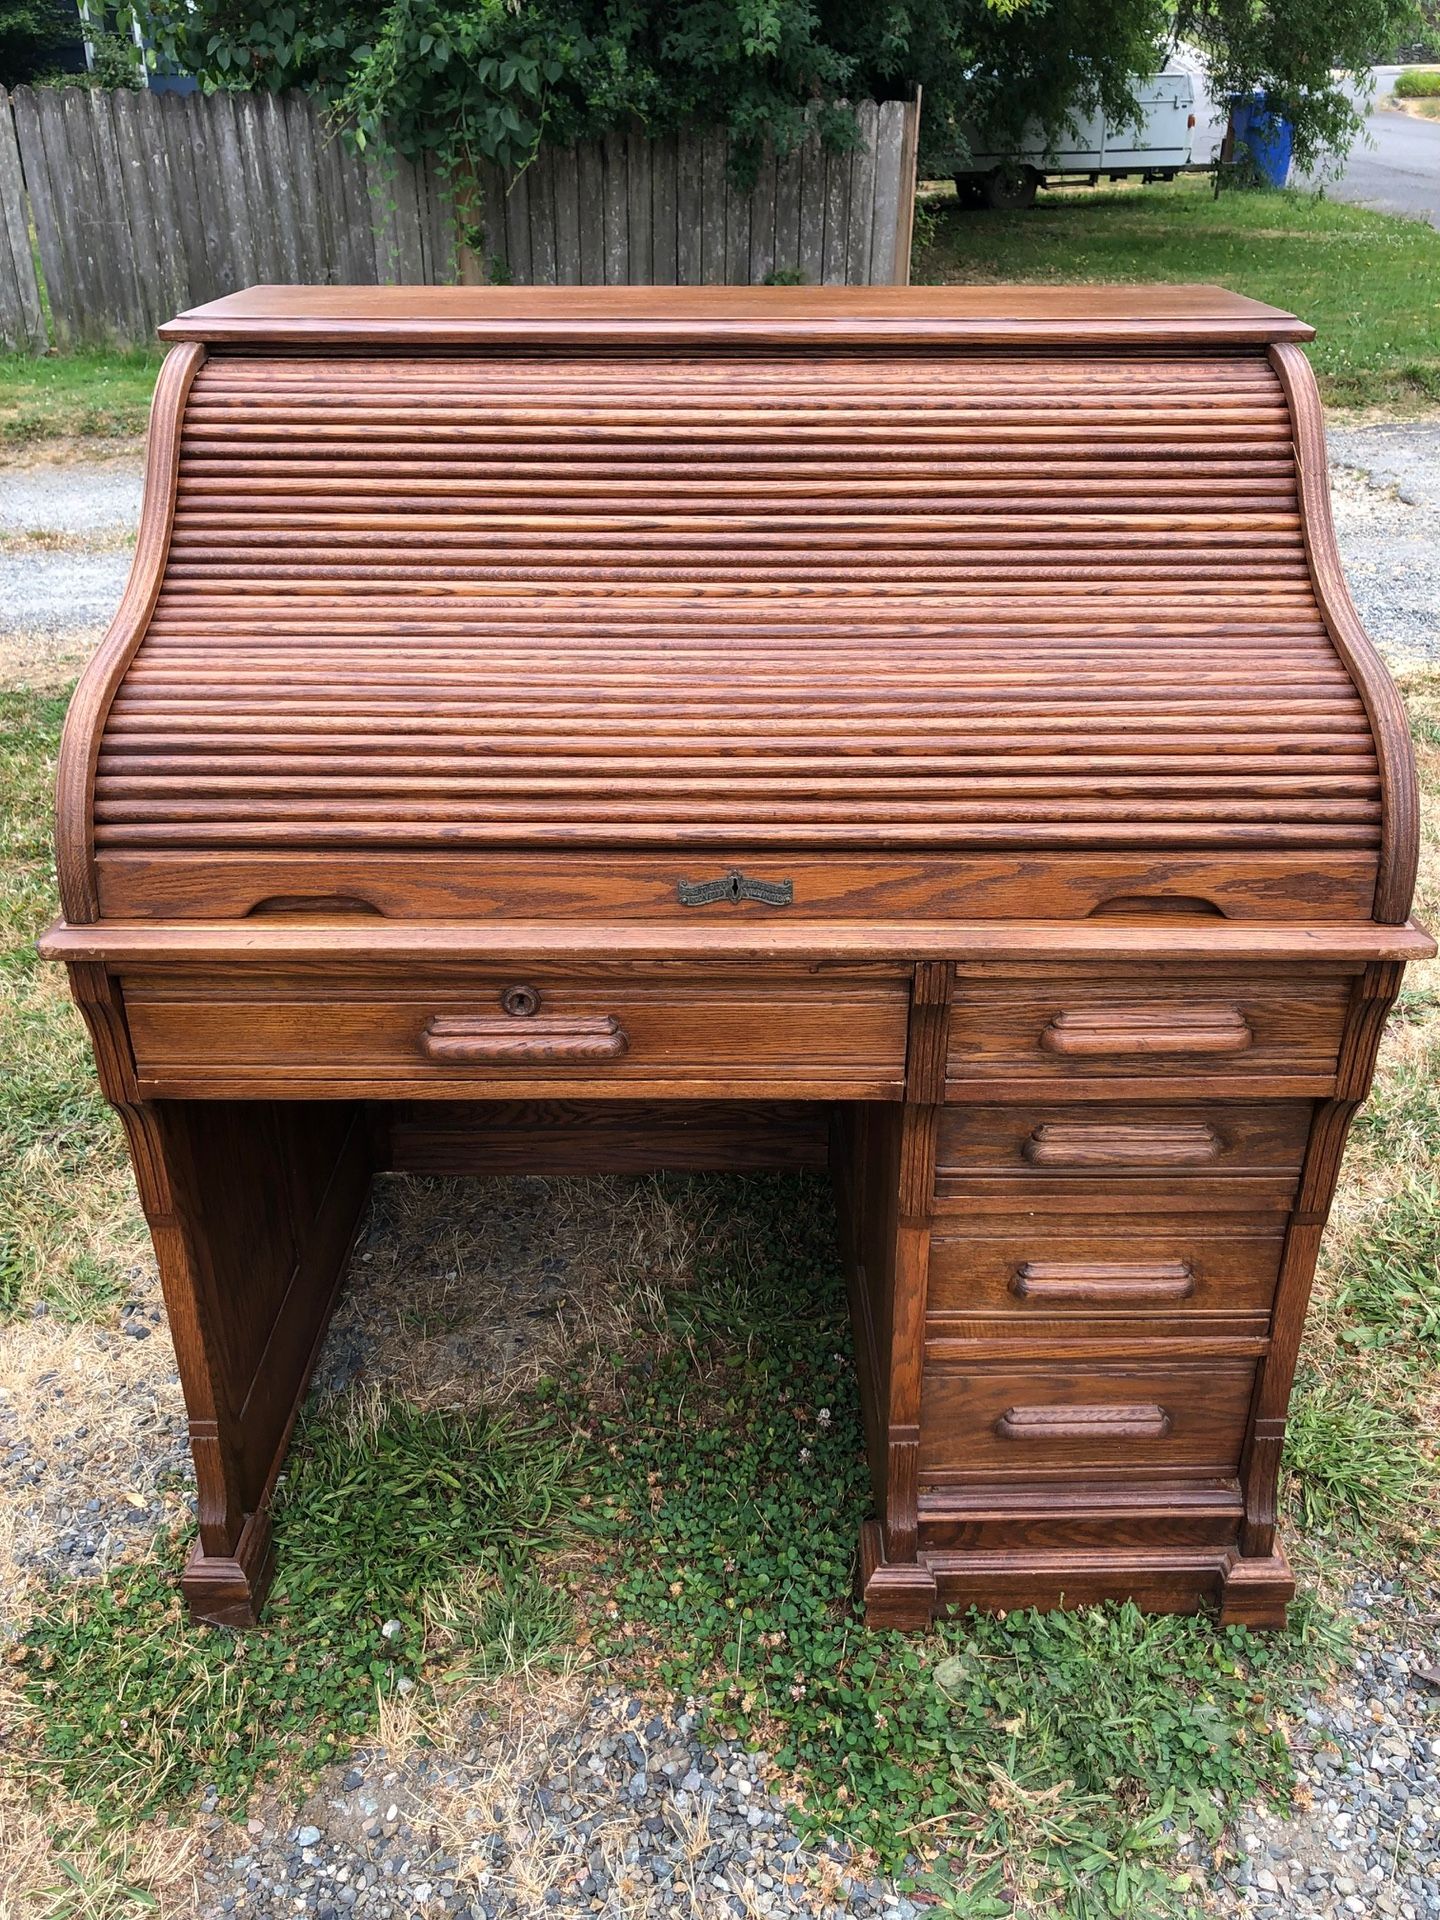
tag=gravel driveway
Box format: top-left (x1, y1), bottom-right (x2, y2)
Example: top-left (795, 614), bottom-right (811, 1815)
top-left (2, 422), bottom-right (1438, 1920)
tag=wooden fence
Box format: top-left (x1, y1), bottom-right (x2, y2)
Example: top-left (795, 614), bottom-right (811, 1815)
top-left (0, 85), bottom-right (919, 350)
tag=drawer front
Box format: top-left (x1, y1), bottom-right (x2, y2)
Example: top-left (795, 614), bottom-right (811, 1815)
top-left (948, 968), bottom-right (1351, 1093)
top-left (927, 1220), bottom-right (1285, 1323)
top-left (920, 1361), bottom-right (1257, 1481)
top-left (936, 1101), bottom-right (1312, 1182)
top-left (122, 968), bottom-right (909, 1099)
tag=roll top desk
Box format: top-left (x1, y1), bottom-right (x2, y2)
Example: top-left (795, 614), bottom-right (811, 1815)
top-left (43, 286), bottom-right (1431, 1630)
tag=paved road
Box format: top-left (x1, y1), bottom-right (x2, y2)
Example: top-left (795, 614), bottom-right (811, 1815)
top-left (1304, 67), bottom-right (1440, 227)
top-left (1196, 65), bottom-right (1440, 227)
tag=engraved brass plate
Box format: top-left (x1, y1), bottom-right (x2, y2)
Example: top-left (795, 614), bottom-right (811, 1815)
top-left (676, 870), bottom-right (794, 908)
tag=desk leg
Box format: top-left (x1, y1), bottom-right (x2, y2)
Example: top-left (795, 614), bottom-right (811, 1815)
top-left (114, 1098), bottom-right (371, 1626)
top-left (837, 964), bottom-right (950, 1631)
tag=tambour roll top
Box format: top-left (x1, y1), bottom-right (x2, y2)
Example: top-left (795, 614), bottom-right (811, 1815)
top-left (55, 285), bottom-right (1417, 932)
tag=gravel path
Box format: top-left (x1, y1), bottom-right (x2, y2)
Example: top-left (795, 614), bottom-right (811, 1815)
top-left (197, 1691), bottom-right (909, 1920)
top-left (1329, 423), bottom-right (1440, 664)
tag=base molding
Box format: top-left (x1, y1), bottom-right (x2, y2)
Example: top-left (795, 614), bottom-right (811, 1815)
top-left (182, 1509), bottom-right (275, 1628)
top-left (859, 1518), bottom-right (939, 1628)
top-left (1218, 1548), bottom-right (1296, 1628)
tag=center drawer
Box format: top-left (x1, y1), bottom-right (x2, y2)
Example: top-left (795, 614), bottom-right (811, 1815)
top-left (120, 965), bottom-right (910, 1100)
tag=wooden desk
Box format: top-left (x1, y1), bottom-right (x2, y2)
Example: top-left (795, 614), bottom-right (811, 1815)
top-left (44, 285), bottom-right (1431, 1631)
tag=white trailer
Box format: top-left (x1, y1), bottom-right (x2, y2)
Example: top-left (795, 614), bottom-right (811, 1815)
top-left (956, 68), bottom-right (1202, 209)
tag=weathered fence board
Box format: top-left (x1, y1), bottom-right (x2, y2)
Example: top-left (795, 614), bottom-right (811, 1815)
top-left (0, 85), bottom-right (919, 348)
top-left (0, 82), bottom-right (43, 349)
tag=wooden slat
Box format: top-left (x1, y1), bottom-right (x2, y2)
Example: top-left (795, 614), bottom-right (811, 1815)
top-left (88, 341), bottom-right (1388, 869)
top-left (601, 132), bottom-right (627, 285)
top-left (551, 145), bottom-right (581, 285)
top-left (650, 134), bottom-right (677, 284)
top-left (846, 101), bottom-right (878, 286)
top-left (625, 128), bottom-right (651, 284)
top-left (701, 129), bottom-right (726, 284)
top-left (12, 88), bottom-right (75, 344)
top-left (821, 131), bottom-right (852, 286)
top-left (0, 90), bottom-right (45, 350)
top-left (676, 135), bottom-right (703, 284)
top-left (797, 133), bottom-right (826, 283)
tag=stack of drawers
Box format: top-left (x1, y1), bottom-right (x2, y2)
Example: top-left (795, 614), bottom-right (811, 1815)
top-left (852, 958), bottom-right (1392, 1626)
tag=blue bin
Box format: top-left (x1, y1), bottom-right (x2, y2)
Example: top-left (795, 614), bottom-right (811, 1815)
top-left (1229, 92), bottom-right (1293, 188)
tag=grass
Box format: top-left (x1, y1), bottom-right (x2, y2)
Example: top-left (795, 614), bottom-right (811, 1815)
top-left (0, 349), bottom-right (161, 448)
top-left (1394, 70), bottom-right (1440, 97)
top-left (0, 688), bottom-right (142, 1319)
top-left (914, 175), bottom-right (1440, 410)
top-left (15, 1396), bottom-right (580, 1820)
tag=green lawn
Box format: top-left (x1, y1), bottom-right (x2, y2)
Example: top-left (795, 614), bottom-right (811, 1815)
top-left (915, 175), bottom-right (1440, 409)
top-left (0, 346), bottom-right (163, 446)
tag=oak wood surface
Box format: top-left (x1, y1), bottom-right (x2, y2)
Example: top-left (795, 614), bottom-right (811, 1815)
top-left (46, 286), bottom-right (1428, 1633)
top-left (927, 1221), bottom-right (1286, 1320)
top-left (39, 918), bottom-right (1436, 966)
top-left (920, 1360), bottom-right (1257, 1479)
top-left (157, 281), bottom-right (1316, 347)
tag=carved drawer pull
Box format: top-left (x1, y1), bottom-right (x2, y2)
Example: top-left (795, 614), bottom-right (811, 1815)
top-left (421, 1014), bottom-right (628, 1064)
top-left (1023, 1122), bottom-right (1221, 1168)
top-left (1041, 1007), bottom-right (1252, 1056)
top-left (1011, 1261), bottom-right (1196, 1303)
top-left (995, 1403), bottom-right (1173, 1443)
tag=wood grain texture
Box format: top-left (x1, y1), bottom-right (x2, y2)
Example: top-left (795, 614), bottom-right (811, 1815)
top-left (1268, 343), bottom-right (1419, 924)
top-left (933, 1220), bottom-right (1282, 1322)
top-left (43, 918), bottom-right (1434, 967)
top-left (46, 287), bottom-right (1430, 1634)
top-left (158, 282), bottom-right (1315, 345)
top-left (54, 343), bottom-right (204, 921)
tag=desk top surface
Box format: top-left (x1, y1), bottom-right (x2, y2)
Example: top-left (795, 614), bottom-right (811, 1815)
top-left (160, 283), bottom-right (1315, 348)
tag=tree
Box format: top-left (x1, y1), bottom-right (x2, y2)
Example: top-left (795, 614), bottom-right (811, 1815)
top-left (1175, 0), bottom-right (1420, 174)
top-left (0, 0), bottom-right (85, 85)
top-left (122, 0), bottom-right (1422, 182)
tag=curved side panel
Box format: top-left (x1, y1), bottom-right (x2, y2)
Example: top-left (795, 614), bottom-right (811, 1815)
top-left (53, 342), bottom-right (206, 923)
top-left (1268, 342), bottom-right (1419, 925)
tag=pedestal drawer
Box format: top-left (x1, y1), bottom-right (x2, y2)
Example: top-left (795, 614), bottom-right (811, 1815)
top-left (948, 967), bottom-right (1352, 1094)
top-left (927, 1218), bottom-right (1286, 1325)
top-left (920, 1361), bottom-right (1257, 1483)
top-left (934, 1101), bottom-right (1312, 1216)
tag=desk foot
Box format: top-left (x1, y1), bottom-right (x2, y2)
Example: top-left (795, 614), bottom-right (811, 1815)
top-left (1218, 1548), bottom-right (1295, 1630)
top-left (859, 1519), bottom-right (937, 1630)
top-left (183, 1510), bottom-right (276, 1629)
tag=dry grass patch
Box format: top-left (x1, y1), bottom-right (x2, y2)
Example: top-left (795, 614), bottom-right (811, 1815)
top-left (318, 1171), bottom-right (709, 1414)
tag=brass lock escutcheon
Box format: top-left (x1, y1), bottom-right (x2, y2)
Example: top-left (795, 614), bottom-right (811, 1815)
top-left (676, 870), bottom-right (794, 908)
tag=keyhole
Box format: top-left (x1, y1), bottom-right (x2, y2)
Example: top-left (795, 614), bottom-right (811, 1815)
top-left (500, 984), bottom-right (541, 1018)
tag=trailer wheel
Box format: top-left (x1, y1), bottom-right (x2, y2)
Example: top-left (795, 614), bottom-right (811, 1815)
top-left (982, 165), bottom-right (1038, 211)
top-left (953, 173), bottom-right (985, 208)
